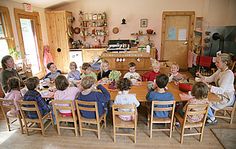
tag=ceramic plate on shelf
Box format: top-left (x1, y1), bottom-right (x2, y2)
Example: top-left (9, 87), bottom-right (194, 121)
top-left (112, 27), bottom-right (119, 34)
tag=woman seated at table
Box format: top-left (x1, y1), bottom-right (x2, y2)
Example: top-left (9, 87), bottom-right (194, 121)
top-left (1, 55), bottom-right (22, 93)
top-left (196, 53), bottom-right (235, 125)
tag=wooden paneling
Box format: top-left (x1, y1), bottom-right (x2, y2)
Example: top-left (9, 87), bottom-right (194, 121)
top-left (45, 11), bottom-right (72, 73)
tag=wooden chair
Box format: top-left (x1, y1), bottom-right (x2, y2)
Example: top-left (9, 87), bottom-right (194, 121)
top-left (18, 100), bottom-right (52, 136)
top-left (214, 97), bottom-right (236, 124)
top-left (75, 100), bottom-right (106, 139)
top-left (112, 104), bottom-right (137, 143)
top-left (52, 100), bottom-right (78, 136)
top-left (149, 100), bottom-right (175, 138)
top-left (174, 104), bottom-right (208, 144)
top-left (0, 98), bottom-right (24, 133)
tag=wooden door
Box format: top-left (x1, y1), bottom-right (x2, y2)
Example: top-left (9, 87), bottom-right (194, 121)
top-left (46, 11), bottom-right (71, 73)
top-left (161, 11), bottom-right (195, 69)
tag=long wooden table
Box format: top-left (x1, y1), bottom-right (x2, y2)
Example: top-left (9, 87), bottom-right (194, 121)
top-left (104, 82), bottom-right (219, 102)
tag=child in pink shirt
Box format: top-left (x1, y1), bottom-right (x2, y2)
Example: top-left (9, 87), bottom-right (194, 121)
top-left (54, 75), bottom-right (81, 117)
top-left (3, 77), bottom-right (23, 117)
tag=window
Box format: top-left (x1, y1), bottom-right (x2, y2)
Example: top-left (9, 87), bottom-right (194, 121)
top-left (0, 7), bottom-right (15, 61)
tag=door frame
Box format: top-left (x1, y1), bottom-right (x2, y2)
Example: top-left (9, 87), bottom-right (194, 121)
top-left (14, 8), bottom-right (44, 77)
top-left (160, 11), bottom-right (195, 61)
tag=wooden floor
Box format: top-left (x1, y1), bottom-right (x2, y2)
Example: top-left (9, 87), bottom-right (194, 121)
top-left (0, 110), bottom-right (236, 149)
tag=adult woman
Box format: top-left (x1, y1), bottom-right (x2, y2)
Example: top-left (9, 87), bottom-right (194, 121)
top-left (197, 53), bottom-right (235, 124)
top-left (0, 55), bottom-right (22, 93)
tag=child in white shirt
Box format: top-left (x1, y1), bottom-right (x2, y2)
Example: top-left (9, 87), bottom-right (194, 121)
top-left (114, 78), bottom-right (140, 121)
top-left (124, 62), bottom-right (141, 84)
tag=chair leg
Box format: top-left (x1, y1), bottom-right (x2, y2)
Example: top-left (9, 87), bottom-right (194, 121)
top-left (6, 117), bottom-right (11, 131)
top-left (170, 123), bottom-right (173, 138)
top-left (104, 115), bottom-right (107, 128)
top-left (150, 122), bottom-right (152, 138)
top-left (180, 127), bottom-right (185, 144)
top-left (97, 123), bottom-right (101, 139)
top-left (199, 127), bottom-right (204, 142)
top-left (113, 127), bottom-right (116, 143)
top-left (40, 122), bottom-right (45, 136)
top-left (79, 122), bottom-right (82, 136)
top-left (74, 121), bottom-right (78, 136)
top-left (230, 111), bottom-right (234, 124)
top-left (18, 117), bottom-right (24, 134)
top-left (134, 127), bottom-right (136, 143)
top-left (57, 121), bottom-right (61, 135)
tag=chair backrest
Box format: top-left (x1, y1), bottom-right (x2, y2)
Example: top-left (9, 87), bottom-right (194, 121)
top-left (0, 98), bottom-right (16, 110)
top-left (183, 104), bottom-right (209, 125)
top-left (112, 104), bottom-right (137, 118)
top-left (18, 100), bottom-right (42, 120)
top-left (151, 100), bottom-right (175, 120)
top-left (75, 100), bottom-right (99, 122)
top-left (52, 100), bottom-right (76, 117)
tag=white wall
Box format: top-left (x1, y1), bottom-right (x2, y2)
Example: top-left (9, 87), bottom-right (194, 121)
top-left (0, 0), bottom-right (48, 52)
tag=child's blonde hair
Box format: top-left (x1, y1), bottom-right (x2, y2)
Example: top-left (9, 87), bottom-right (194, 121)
top-left (171, 62), bottom-right (179, 69)
top-left (150, 58), bottom-right (160, 67)
top-left (70, 61), bottom-right (77, 69)
top-left (81, 76), bottom-right (96, 89)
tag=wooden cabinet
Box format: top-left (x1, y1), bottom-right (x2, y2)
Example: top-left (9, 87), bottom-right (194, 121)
top-left (101, 51), bottom-right (154, 76)
top-left (46, 11), bottom-right (72, 73)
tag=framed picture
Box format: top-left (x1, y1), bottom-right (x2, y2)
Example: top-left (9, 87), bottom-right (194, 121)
top-left (140, 19), bottom-right (148, 28)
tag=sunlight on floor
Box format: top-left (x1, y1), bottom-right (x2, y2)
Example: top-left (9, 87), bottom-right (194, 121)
top-left (0, 130), bottom-right (16, 144)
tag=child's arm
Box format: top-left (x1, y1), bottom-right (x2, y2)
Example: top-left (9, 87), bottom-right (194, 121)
top-left (97, 84), bottom-right (110, 102)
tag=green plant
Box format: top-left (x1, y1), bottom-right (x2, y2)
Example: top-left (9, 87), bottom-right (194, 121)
top-left (9, 47), bottom-right (21, 59)
top-left (108, 70), bottom-right (121, 82)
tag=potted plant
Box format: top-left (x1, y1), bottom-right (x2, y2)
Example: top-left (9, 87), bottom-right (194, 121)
top-left (9, 47), bottom-right (21, 60)
top-left (108, 70), bottom-right (121, 89)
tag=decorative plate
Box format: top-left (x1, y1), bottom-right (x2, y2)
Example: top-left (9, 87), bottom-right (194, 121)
top-left (112, 27), bottom-right (119, 34)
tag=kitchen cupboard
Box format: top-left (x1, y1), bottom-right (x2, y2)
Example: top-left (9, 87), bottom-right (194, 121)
top-left (45, 11), bottom-right (72, 73)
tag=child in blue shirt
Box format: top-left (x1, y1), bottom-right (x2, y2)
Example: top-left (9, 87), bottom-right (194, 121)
top-left (146, 74), bottom-right (174, 118)
top-left (67, 62), bottom-right (80, 80)
top-left (76, 76), bottom-right (110, 119)
top-left (44, 62), bottom-right (61, 82)
top-left (23, 77), bottom-right (51, 119)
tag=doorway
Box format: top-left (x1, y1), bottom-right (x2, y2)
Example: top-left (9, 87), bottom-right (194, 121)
top-left (14, 9), bottom-right (44, 76)
top-left (161, 11), bottom-right (195, 69)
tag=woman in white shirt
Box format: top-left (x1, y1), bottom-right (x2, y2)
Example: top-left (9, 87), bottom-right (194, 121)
top-left (197, 53), bottom-right (235, 125)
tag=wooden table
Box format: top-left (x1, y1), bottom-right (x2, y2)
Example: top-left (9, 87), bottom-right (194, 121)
top-left (104, 82), bottom-right (219, 102)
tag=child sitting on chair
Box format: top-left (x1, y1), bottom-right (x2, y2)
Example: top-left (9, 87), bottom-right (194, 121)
top-left (23, 77), bottom-right (51, 119)
top-left (124, 62), bottom-right (141, 83)
top-left (97, 60), bottom-right (111, 81)
top-left (67, 62), bottom-right (80, 81)
top-left (3, 77), bottom-right (23, 117)
top-left (44, 62), bottom-right (61, 82)
top-left (80, 63), bottom-right (97, 81)
top-left (143, 59), bottom-right (161, 82)
top-left (178, 82), bottom-right (209, 123)
top-left (76, 76), bottom-right (110, 119)
top-left (146, 74), bottom-right (174, 118)
top-left (169, 63), bottom-right (184, 82)
top-left (54, 75), bottom-right (81, 117)
top-left (114, 78), bottom-right (140, 121)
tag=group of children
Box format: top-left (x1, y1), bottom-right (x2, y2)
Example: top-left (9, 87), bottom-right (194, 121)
top-left (3, 59), bottom-right (212, 126)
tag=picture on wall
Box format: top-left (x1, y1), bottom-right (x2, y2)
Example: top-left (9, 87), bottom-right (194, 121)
top-left (140, 19), bottom-right (148, 28)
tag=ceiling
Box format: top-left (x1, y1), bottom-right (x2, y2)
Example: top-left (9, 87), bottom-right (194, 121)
top-left (11, 0), bottom-right (77, 9)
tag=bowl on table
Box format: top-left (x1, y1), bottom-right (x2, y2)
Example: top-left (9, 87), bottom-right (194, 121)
top-left (178, 83), bottom-right (193, 92)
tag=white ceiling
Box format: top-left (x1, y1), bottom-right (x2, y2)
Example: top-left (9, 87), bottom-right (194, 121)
top-left (10, 0), bottom-right (77, 9)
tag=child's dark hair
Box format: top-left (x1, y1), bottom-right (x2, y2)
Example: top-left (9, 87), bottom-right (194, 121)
top-left (155, 74), bottom-right (169, 88)
top-left (55, 75), bottom-right (69, 91)
top-left (128, 62), bottom-right (136, 67)
top-left (82, 63), bottom-right (91, 70)
top-left (7, 77), bottom-right (20, 92)
top-left (1, 55), bottom-right (13, 70)
top-left (117, 78), bottom-right (132, 91)
top-left (47, 62), bottom-right (54, 69)
top-left (25, 77), bottom-right (39, 90)
top-left (191, 82), bottom-right (208, 99)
